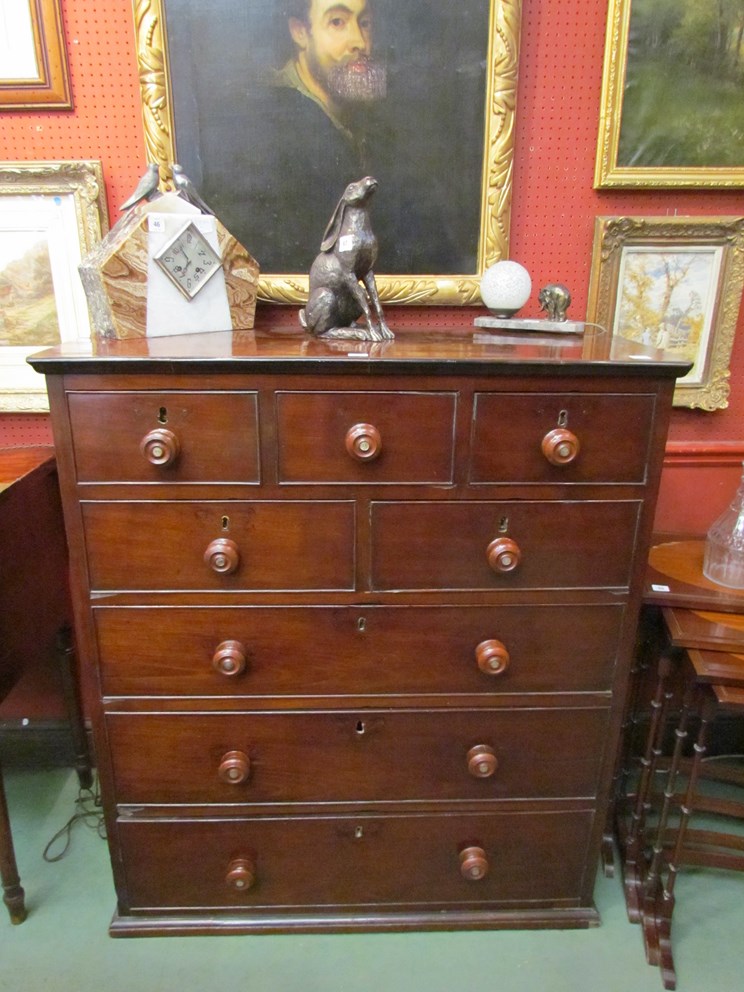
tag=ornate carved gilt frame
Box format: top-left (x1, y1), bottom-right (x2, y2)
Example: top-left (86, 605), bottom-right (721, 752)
top-left (0, 161), bottom-right (108, 411)
top-left (595, 0), bottom-right (744, 189)
top-left (132, 0), bottom-right (521, 306)
top-left (586, 216), bottom-right (744, 410)
top-left (0, 0), bottom-right (72, 110)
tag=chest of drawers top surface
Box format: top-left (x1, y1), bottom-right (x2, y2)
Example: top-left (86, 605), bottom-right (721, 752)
top-left (29, 325), bottom-right (687, 378)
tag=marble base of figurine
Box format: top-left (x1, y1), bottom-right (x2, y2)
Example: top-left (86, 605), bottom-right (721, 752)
top-left (474, 315), bottom-right (585, 335)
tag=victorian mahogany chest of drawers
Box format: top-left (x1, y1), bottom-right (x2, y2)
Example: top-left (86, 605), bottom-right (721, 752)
top-left (30, 327), bottom-right (685, 935)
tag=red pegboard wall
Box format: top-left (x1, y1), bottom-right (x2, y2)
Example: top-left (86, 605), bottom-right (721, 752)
top-left (2, 0), bottom-right (744, 447)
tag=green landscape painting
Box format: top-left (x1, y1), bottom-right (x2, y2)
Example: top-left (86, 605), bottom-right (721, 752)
top-left (618, 0), bottom-right (744, 167)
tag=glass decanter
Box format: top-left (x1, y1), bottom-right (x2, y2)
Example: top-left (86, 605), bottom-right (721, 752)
top-left (703, 462), bottom-right (744, 589)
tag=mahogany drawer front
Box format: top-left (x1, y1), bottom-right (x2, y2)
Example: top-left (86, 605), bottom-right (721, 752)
top-left (470, 392), bottom-right (655, 484)
top-left (370, 500), bottom-right (640, 590)
top-left (81, 500), bottom-right (355, 591)
top-left (275, 391), bottom-right (456, 483)
top-left (118, 809), bottom-right (594, 910)
top-left (94, 603), bottom-right (624, 697)
top-left (68, 392), bottom-right (260, 483)
top-left (106, 708), bottom-right (609, 804)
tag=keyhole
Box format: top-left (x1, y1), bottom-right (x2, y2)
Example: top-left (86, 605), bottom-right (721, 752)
top-left (354, 825), bottom-right (364, 840)
top-left (498, 516), bottom-right (509, 533)
top-left (557, 409), bottom-right (569, 427)
top-left (355, 720), bottom-right (366, 736)
top-left (158, 406), bottom-right (168, 424)
top-left (221, 516), bottom-right (230, 531)
top-left (357, 617), bottom-right (366, 632)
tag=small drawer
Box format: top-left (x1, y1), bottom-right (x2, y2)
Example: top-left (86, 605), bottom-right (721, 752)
top-left (106, 707), bottom-right (609, 805)
top-left (82, 500), bottom-right (355, 591)
top-left (118, 809), bottom-right (594, 911)
top-left (68, 391), bottom-right (259, 483)
top-left (275, 391), bottom-right (456, 483)
top-left (470, 392), bottom-right (655, 484)
top-left (370, 499), bottom-right (640, 590)
top-left (94, 603), bottom-right (624, 697)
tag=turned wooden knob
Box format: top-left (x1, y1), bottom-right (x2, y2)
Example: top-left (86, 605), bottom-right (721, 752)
top-left (460, 846), bottom-right (489, 881)
top-left (212, 640), bottom-right (247, 677)
top-left (204, 538), bottom-right (240, 575)
top-left (218, 749), bottom-right (251, 785)
top-left (542, 427), bottom-right (580, 466)
top-left (467, 744), bottom-right (498, 778)
top-left (140, 428), bottom-right (180, 467)
top-left (225, 857), bottom-right (256, 891)
top-left (475, 639), bottom-right (510, 676)
top-left (345, 423), bottom-right (382, 461)
top-left (486, 537), bottom-right (521, 574)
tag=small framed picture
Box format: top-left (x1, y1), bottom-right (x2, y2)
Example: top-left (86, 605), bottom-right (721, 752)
top-left (587, 216), bottom-right (744, 409)
top-left (0, 0), bottom-right (72, 109)
top-left (0, 161), bottom-right (108, 411)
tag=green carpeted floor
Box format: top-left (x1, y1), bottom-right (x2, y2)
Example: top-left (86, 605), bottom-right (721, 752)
top-left (1, 767), bottom-right (741, 992)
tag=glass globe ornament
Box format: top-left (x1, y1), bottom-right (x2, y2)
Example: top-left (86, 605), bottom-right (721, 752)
top-left (480, 261), bottom-right (532, 317)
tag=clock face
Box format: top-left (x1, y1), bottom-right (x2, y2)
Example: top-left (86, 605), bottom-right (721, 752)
top-left (153, 221), bottom-right (222, 300)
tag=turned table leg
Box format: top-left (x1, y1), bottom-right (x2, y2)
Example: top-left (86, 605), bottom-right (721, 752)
top-left (0, 758), bottom-right (26, 924)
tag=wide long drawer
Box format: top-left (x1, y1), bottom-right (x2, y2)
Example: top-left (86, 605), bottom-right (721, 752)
top-left (118, 809), bottom-right (594, 910)
top-left (68, 391), bottom-right (260, 483)
top-left (94, 603), bottom-right (625, 697)
top-left (370, 500), bottom-right (641, 590)
top-left (106, 708), bottom-right (609, 804)
top-left (81, 500), bottom-right (355, 591)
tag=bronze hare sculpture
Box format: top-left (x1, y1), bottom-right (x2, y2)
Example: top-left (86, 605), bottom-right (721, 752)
top-left (299, 176), bottom-right (393, 341)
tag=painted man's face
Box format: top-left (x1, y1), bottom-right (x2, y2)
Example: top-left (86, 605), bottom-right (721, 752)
top-left (291, 1), bottom-right (385, 104)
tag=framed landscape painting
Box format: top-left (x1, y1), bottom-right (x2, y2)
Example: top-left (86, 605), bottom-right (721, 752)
top-left (595, 0), bottom-right (744, 187)
top-left (587, 216), bottom-right (744, 409)
top-left (0, 161), bottom-right (107, 411)
top-left (132, 0), bottom-right (522, 305)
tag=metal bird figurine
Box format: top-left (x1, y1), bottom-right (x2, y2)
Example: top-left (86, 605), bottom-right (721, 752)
top-left (120, 163), bottom-right (161, 210)
top-left (172, 164), bottom-right (213, 215)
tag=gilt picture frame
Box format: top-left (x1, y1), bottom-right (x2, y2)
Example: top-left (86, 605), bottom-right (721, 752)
top-left (0, 0), bottom-right (72, 109)
top-left (595, 0), bottom-right (744, 188)
top-left (0, 161), bottom-right (108, 411)
top-left (132, 0), bottom-right (521, 306)
top-left (586, 216), bottom-right (744, 410)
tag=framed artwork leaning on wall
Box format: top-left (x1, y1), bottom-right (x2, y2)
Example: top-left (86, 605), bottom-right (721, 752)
top-left (0, 161), bottom-right (108, 412)
top-left (586, 215), bottom-right (744, 410)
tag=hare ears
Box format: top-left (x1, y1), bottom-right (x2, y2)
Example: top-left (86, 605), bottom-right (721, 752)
top-left (320, 195), bottom-right (348, 252)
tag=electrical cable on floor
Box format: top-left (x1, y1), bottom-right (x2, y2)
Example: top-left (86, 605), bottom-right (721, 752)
top-left (43, 774), bottom-right (106, 862)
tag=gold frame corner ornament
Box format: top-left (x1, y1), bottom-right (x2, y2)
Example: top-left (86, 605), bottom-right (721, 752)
top-left (587, 215), bottom-right (744, 410)
top-left (131, 0), bottom-right (522, 306)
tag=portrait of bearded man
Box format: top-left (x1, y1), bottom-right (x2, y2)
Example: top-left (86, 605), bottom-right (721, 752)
top-left (160, 0), bottom-right (490, 277)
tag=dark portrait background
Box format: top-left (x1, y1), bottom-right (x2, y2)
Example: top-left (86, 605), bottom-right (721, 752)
top-left (163, 0), bottom-right (489, 276)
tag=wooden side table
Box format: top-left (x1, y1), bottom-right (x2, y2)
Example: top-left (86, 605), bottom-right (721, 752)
top-left (615, 539), bottom-right (744, 989)
top-left (0, 447), bottom-right (92, 925)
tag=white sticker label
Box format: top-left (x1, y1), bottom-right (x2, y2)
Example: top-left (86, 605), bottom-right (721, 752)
top-left (338, 235), bottom-right (354, 252)
top-left (651, 584), bottom-right (671, 593)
